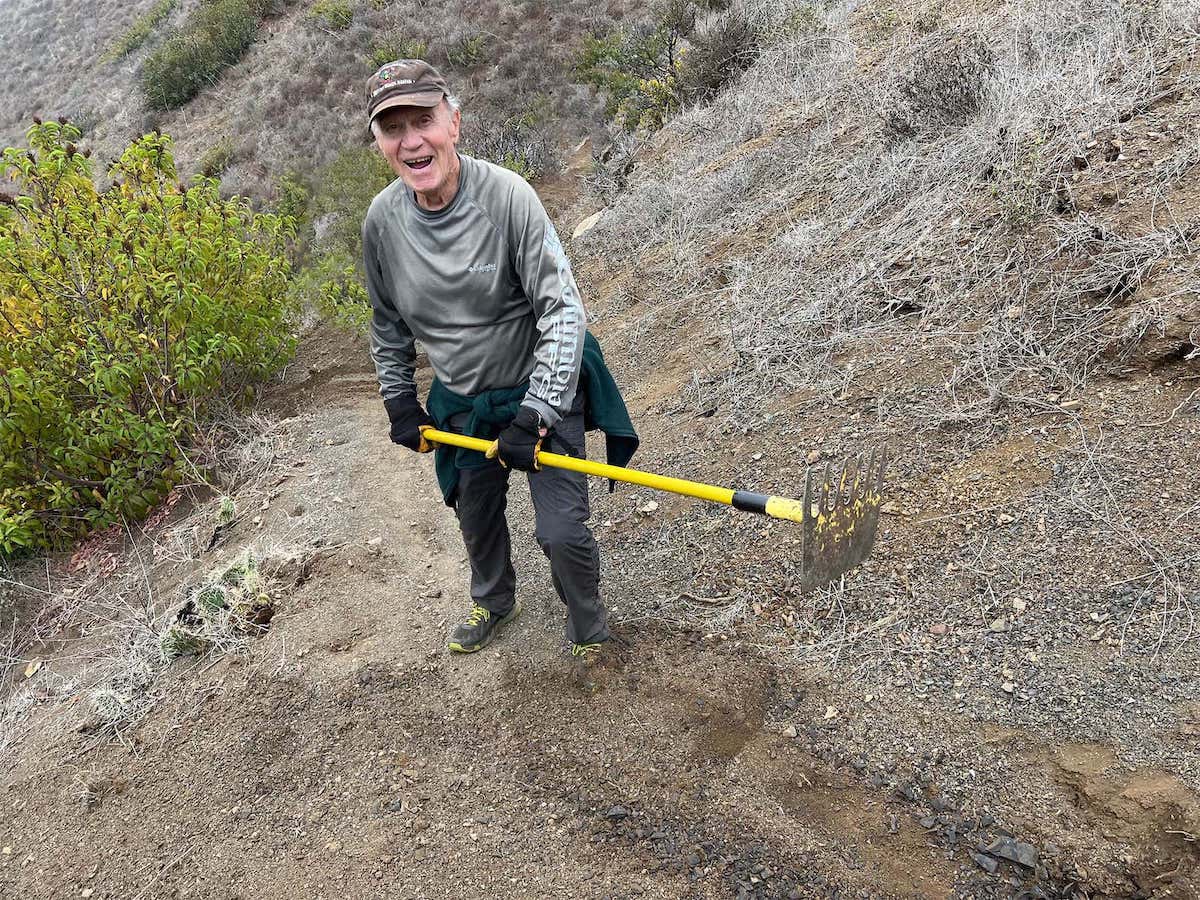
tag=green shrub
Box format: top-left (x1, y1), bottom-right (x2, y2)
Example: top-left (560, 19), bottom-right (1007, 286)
top-left (102, 0), bottom-right (178, 63)
top-left (198, 135), bottom-right (235, 177)
top-left (286, 147), bottom-right (393, 332)
top-left (576, 15), bottom-right (688, 131)
top-left (447, 32), bottom-right (489, 68)
top-left (274, 170), bottom-right (312, 227)
top-left (310, 146), bottom-right (394, 260)
top-left (141, 0), bottom-right (259, 110)
top-left (577, 1), bottom-right (758, 131)
top-left (308, 0), bottom-right (353, 31)
top-left (291, 253), bottom-right (373, 331)
top-left (368, 34), bottom-right (428, 69)
top-left (0, 121), bottom-right (296, 553)
top-left (135, 0), bottom-right (298, 111)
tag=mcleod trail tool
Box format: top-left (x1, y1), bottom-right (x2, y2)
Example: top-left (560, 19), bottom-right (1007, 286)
top-left (421, 428), bottom-right (887, 590)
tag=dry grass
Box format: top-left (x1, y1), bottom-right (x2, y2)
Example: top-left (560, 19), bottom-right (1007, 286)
top-left (582, 0), bottom-right (1198, 424)
top-left (572, 0), bottom-right (1200, 677)
top-left (0, 409), bottom-right (323, 751)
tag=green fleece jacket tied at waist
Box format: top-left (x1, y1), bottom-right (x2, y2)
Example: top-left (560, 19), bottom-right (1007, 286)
top-left (426, 332), bottom-right (639, 506)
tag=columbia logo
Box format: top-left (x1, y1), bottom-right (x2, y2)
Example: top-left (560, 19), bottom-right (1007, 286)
top-left (468, 262), bottom-right (498, 273)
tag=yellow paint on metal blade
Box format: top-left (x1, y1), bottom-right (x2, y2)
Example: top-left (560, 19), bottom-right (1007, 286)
top-left (765, 496), bottom-right (806, 523)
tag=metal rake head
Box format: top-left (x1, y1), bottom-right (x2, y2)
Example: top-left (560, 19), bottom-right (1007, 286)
top-left (799, 449), bottom-right (888, 591)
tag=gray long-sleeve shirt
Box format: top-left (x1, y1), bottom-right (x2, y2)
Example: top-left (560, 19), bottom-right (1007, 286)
top-left (362, 153), bottom-right (585, 427)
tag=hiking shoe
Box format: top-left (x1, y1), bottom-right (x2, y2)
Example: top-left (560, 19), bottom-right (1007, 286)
top-left (447, 600), bottom-right (521, 653)
top-left (569, 641), bottom-right (605, 668)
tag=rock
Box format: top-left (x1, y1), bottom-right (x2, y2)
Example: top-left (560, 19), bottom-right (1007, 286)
top-left (1104, 294), bottom-right (1200, 369)
top-left (986, 837), bottom-right (1038, 868)
top-left (989, 616), bottom-right (1008, 633)
top-left (929, 623), bottom-right (949, 636)
top-left (605, 805), bottom-right (630, 820)
top-left (572, 211), bottom-right (604, 240)
top-left (970, 850), bottom-right (1000, 874)
top-left (806, 449), bottom-right (822, 465)
top-left (638, 501), bottom-right (659, 515)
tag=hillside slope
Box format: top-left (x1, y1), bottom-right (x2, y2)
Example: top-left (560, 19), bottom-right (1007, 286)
top-left (3, 0), bottom-right (1200, 898)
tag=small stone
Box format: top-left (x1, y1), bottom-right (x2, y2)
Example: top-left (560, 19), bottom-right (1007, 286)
top-left (572, 211), bottom-right (603, 240)
top-left (606, 805), bottom-right (630, 820)
top-left (806, 449), bottom-right (821, 465)
top-left (638, 501), bottom-right (659, 515)
top-left (782, 724), bottom-right (798, 739)
top-left (970, 850), bottom-right (1000, 874)
top-left (987, 837), bottom-right (1038, 868)
top-left (989, 616), bottom-right (1008, 633)
top-left (1001, 681), bottom-right (1015, 694)
top-left (929, 623), bottom-right (949, 636)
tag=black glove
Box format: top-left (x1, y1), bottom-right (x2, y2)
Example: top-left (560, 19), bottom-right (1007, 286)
top-left (384, 394), bottom-right (433, 453)
top-left (493, 406), bottom-right (544, 471)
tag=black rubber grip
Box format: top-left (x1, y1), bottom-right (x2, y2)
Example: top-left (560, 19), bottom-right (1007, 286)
top-left (731, 491), bottom-right (769, 514)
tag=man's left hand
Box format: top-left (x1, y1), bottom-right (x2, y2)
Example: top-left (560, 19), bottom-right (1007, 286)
top-left (491, 406), bottom-right (545, 471)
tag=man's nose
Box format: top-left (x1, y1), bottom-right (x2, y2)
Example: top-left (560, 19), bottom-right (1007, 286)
top-left (399, 127), bottom-right (423, 150)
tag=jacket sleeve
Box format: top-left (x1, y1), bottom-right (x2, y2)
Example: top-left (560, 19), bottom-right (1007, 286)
top-left (363, 217), bottom-right (418, 401)
top-left (509, 181), bottom-right (586, 428)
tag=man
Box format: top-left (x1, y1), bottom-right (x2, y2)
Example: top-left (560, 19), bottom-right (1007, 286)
top-left (361, 60), bottom-right (637, 661)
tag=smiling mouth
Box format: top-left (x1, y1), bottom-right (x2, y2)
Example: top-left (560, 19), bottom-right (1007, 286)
top-left (405, 156), bottom-right (434, 171)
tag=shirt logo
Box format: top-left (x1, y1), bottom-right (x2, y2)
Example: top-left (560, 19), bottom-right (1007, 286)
top-left (468, 262), bottom-right (498, 274)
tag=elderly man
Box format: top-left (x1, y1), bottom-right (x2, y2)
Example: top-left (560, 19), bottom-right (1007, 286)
top-left (361, 60), bottom-right (638, 661)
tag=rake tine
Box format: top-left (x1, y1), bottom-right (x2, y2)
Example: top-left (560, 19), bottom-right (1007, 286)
top-left (803, 462), bottom-right (815, 519)
top-left (845, 455), bottom-right (862, 507)
top-left (820, 462), bottom-right (832, 514)
top-left (836, 458), bottom-right (851, 512)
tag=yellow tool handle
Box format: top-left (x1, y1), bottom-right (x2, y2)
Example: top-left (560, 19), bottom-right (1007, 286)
top-left (420, 428), bottom-right (807, 524)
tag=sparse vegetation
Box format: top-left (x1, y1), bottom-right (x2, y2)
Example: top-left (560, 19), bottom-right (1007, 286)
top-left (0, 121), bottom-right (296, 553)
top-left (466, 116), bottom-right (557, 180)
top-left (101, 0), bottom-right (178, 63)
top-left (197, 134), bottom-right (235, 177)
top-left (307, 0), bottom-right (353, 31)
top-left (368, 33), bottom-right (428, 68)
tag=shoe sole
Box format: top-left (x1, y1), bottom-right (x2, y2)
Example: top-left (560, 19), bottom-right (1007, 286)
top-left (447, 601), bottom-right (522, 654)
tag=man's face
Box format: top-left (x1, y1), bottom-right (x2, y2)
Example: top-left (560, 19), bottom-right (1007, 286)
top-left (372, 101), bottom-right (461, 200)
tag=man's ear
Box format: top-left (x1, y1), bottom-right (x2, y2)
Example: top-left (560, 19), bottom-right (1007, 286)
top-left (448, 106), bottom-right (462, 145)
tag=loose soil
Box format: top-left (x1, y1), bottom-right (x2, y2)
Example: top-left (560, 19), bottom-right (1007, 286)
top-left (4, 32), bottom-right (1200, 900)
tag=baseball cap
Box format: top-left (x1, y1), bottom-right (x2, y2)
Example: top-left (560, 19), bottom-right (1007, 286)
top-left (366, 59), bottom-right (449, 123)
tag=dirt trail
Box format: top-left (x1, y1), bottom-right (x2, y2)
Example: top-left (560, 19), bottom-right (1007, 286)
top-left (0, 354), bottom-right (979, 899)
top-left (3, 322), bottom-right (1199, 898)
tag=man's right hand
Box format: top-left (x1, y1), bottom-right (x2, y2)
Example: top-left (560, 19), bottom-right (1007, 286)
top-left (384, 395), bottom-right (434, 453)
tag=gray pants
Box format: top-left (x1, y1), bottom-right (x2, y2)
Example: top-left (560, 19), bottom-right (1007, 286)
top-left (451, 406), bottom-right (610, 645)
